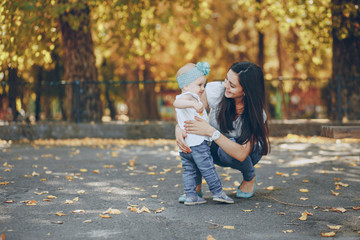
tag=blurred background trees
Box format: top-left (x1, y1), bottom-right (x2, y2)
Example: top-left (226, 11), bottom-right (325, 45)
top-left (0, 0), bottom-right (359, 123)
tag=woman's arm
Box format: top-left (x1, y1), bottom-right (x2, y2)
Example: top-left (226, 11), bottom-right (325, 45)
top-left (184, 117), bottom-right (251, 161)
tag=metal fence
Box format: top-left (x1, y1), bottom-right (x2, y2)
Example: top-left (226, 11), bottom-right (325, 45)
top-left (0, 76), bottom-right (356, 123)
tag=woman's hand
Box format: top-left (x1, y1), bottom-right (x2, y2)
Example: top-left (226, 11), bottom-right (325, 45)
top-left (175, 124), bottom-right (191, 153)
top-left (184, 116), bottom-right (215, 137)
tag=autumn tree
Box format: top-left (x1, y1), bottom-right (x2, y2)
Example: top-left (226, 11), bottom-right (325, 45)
top-left (59, 1), bottom-right (102, 122)
top-left (0, 1), bottom-right (55, 121)
top-left (331, 0), bottom-right (360, 121)
top-left (93, 1), bottom-right (208, 120)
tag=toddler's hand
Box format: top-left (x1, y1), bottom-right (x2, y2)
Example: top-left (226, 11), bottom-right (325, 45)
top-left (194, 102), bottom-right (203, 113)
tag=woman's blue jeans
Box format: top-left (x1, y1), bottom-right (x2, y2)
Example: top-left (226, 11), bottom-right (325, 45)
top-left (210, 138), bottom-right (262, 181)
top-left (180, 141), bottom-right (223, 197)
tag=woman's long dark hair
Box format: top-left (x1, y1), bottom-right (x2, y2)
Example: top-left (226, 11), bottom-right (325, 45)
top-left (216, 62), bottom-right (270, 155)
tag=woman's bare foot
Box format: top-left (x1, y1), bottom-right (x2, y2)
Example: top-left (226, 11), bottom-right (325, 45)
top-left (239, 175), bottom-right (256, 193)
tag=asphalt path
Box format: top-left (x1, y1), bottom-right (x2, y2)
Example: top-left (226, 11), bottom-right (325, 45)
top-left (0, 136), bottom-right (359, 240)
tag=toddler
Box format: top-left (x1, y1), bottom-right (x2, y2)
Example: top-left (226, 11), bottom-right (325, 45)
top-left (174, 61), bottom-right (234, 205)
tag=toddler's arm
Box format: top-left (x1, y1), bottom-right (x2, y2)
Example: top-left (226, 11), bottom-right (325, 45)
top-left (174, 94), bottom-right (203, 113)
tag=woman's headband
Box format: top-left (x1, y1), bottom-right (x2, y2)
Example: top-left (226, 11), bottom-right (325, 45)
top-left (177, 61), bottom-right (210, 89)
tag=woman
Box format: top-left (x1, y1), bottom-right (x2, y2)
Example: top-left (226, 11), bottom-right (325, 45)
top-left (176, 61), bottom-right (270, 199)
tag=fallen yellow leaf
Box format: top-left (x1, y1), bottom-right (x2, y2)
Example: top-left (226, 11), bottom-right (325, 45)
top-left (104, 165), bottom-right (115, 168)
top-left (140, 206), bottom-right (151, 213)
top-left (127, 206), bottom-right (139, 212)
top-left (331, 190), bottom-right (340, 196)
top-left (223, 226), bottom-right (235, 230)
top-left (34, 191), bottom-right (49, 195)
top-left (331, 207), bottom-right (346, 213)
top-left (77, 190), bottom-right (85, 194)
top-left (335, 182), bottom-right (349, 187)
top-left (299, 189), bottom-right (308, 193)
top-left (103, 208), bottom-right (121, 214)
top-left (282, 230), bottom-right (294, 233)
top-left (26, 200), bottom-right (38, 206)
top-left (99, 214), bottom-right (112, 218)
top-left (47, 195), bottom-right (57, 199)
top-left (233, 181), bottom-right (240, 187)
top-left (224, 176), bottom-right (231, 181)
top-left (93, 170), bottom-right (100, 174)
top-left (265, 186), bottom-right (274, 191)
top-left (65, 200), bottom-right (74, 204)
top-left (73, 197), bottom-right (79, 201)
top-left (299, 210), bottom-right (313, 221)
top-left (129, 159), bottom-right (136, 167)
top-left (299, 211), bottom-right (308, 221)
top-left (276, 172), bottom-right (289, 177)
top-left (206, 235), bottom-right (216, 240)
top-left (0, 181), bottom-right (9, 185)
top-left (80, 169), bottom-right (88, 173)
top-left (242, 210), bottom-right (253, 212)
top-left (327, 225), bottom-right (342, 230)
top-left (155, 207), bottom-right (165, 213)
top-left (352, 206), bottom-right (360, 210)
top-left (300, 197), bottom-right (308, 201)
top-left (72, 209), bottom-right (85, 213)
top-left (56, 212), bottom-right (67, 216)
top-left (321, 231), bottom-right (336, 237)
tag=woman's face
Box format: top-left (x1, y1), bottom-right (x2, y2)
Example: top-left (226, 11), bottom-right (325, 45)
top-left (224, 69), bottom-right (244, 99)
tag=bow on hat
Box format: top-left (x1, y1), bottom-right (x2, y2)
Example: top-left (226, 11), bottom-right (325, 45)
top-left (196, 61), bottom-right (210, 76)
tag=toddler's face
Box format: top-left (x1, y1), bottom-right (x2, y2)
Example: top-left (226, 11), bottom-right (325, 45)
top-left (182, 76), bottom-right (207, 97)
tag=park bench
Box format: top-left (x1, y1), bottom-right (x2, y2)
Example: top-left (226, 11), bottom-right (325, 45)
top-left (321, 125), bottom-right (360, 139)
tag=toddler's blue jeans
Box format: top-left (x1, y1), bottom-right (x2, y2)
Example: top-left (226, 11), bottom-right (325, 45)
top-left (180, 141), bottom-right (223, 197)
top-left (210, 138), bottom-right (262, 181)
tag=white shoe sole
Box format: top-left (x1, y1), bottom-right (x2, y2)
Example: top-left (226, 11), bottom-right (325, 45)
top-left (184, 200), bottom-right (207, 206)
top-left (213, 198), bottom-right (234, 204)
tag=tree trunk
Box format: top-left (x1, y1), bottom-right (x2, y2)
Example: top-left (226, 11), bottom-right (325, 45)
top-left (331, 0), bottom-right (360, 121)
top-left (8, 67), bottom-right (19, 121)
top-left (105, 83), bottom-right (116, 120)
top-left (35, 66), bottom-right (43, 122)
top-left (143, 61), bottom-right (160, 120)
top-left (125, 70), bottom-right (145, 120)
top-left (256, 0), bottom-right (264, 69)
top-left (59, 2), bottom-right (102, 122)
top-left (276, 28), bottom-right (288, 119)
